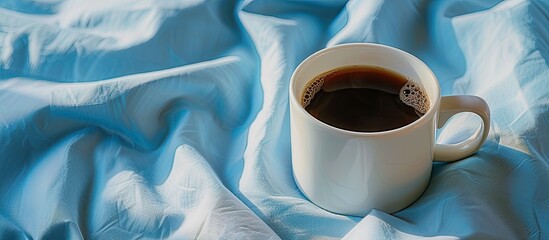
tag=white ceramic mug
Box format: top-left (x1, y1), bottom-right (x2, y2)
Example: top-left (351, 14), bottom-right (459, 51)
top-left (289, 43), bottom-right (490, 216)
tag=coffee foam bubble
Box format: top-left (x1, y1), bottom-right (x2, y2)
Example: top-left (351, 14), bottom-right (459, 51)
top-left (301, 73), bottom-right (329, 107)
top-left (399, 80), bottom-right (429, 114)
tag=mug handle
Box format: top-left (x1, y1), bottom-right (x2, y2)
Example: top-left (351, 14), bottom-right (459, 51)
top-left (434, 95), bottom-right (490, 162)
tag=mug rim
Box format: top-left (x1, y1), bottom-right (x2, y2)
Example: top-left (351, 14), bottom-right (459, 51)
top-left (289, 43), bottom-right (441, 137)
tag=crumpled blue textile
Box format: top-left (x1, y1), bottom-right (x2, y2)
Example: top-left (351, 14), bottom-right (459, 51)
top-left (1, 0), bottom-right (548, 239)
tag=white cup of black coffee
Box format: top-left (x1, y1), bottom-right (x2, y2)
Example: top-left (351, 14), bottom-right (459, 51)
top-left (289, 43), bottom-right (490, 216)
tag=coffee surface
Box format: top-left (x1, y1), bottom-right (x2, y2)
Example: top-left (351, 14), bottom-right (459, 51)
top-left (303, 66), bottom-right (426, 132)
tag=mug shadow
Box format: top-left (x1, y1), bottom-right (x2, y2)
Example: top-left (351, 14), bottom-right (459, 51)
top-left (381, 142), bottom-right (547, 239)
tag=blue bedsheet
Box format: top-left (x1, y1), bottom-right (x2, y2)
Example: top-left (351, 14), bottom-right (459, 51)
top-left (1, 0), bottom-right (548, 239)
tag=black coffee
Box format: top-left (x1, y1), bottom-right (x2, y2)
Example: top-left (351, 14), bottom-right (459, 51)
top-left (302, 65), bottom-right (428, 132)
